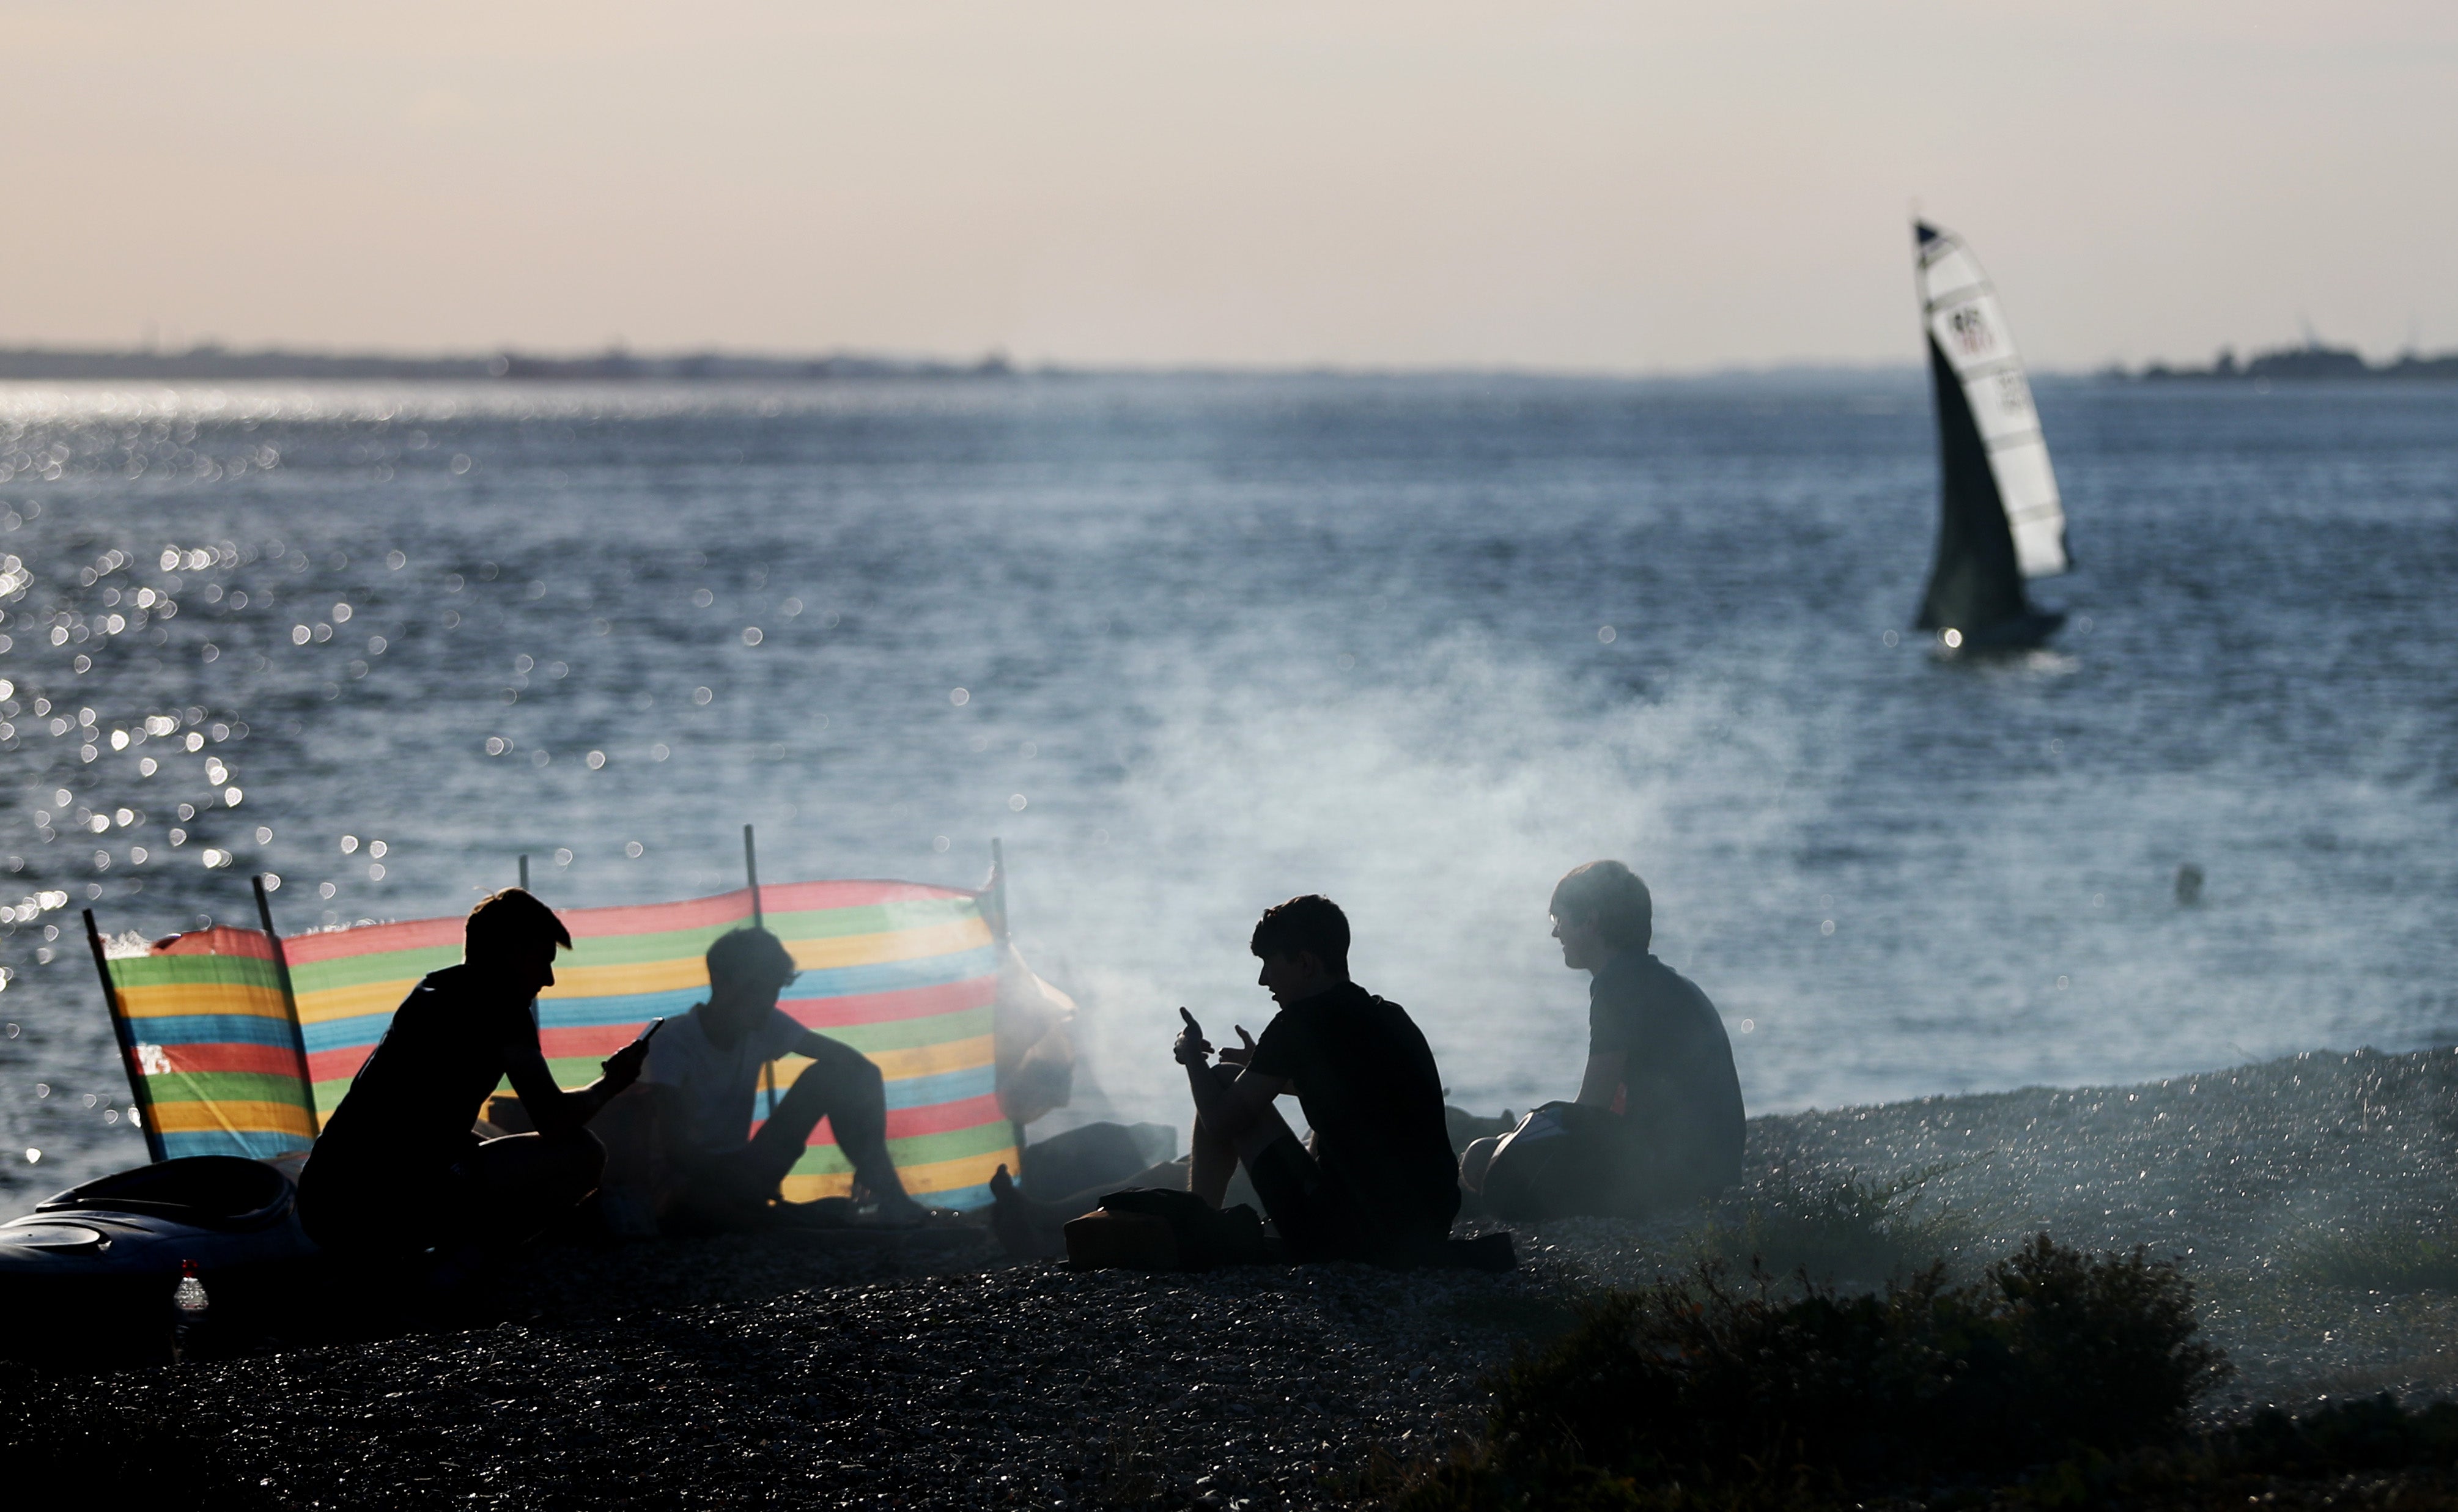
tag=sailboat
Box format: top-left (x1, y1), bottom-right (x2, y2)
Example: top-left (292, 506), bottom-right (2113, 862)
top-left (1911, 220), bottom-right (2069, 650)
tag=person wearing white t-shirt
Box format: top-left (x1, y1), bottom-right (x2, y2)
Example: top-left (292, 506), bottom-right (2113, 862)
top-left (634, 926), bottom-right (923, 1227)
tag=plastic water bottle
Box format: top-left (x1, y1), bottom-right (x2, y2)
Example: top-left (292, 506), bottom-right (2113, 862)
top-left (172, 1259), bottom-right (209, 1359)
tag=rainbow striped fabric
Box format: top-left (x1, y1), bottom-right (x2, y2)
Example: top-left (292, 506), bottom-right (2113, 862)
top-left (101, 926), bottom-right (320, 1161)
top-left (284, 881), bottom-right (1014, 1209)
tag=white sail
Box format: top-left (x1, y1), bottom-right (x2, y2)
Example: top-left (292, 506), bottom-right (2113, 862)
top-left (1915, 225), bottom-right (2067, 578)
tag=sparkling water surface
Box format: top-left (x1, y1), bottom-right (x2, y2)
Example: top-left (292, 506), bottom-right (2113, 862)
top-left (2, 374), bottom-right (2454, 1201)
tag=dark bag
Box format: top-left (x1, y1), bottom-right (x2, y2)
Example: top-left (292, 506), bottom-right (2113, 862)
top-left (1093, 1187), bottom-right (1275, 1270)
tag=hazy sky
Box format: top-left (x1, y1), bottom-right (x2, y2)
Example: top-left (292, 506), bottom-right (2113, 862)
top-left (8, 2), bottom-right (2454, 371)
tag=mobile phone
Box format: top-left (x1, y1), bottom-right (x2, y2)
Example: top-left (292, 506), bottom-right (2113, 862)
top-left (637, 1016), bottom-right (667, 1043)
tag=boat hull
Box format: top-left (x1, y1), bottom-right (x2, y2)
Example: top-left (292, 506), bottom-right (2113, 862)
top-left (0, 1155), bottom-right (321, 1361)
top-left (1938, 608), bottom-right (2065, 654)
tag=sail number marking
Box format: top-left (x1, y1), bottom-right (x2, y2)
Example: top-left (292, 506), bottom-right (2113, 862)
top-left (1946, 304), bottom-right (1998, 356)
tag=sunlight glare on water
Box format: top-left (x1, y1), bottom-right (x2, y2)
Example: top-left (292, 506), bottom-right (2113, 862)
top-left (0, 374), bottom-right (2453, 1192)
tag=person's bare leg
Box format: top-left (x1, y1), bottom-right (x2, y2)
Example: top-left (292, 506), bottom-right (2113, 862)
top-left (1192, 1064), bottom-right (1299, 1209)
top-left (1190, 1064), bottom-right (1241, 1207)
top-left (987, 1164), bottom-right (1063, 1258)
top-left (1190, 1122), bottom-right (1235, 1209)
top-left (747, 1036), bottom-right (915, 1213)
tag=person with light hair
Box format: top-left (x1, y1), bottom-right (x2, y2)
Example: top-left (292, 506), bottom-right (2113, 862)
top-left (1459, 861), bottom-right (1744, 1219)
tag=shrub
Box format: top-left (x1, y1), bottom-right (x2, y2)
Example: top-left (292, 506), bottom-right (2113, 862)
top-left (1371, 1234), bottom-right (2226, 1510)
top-left (1984, 1233), bottom-right (2227, 1453)
top-left (2228, 1394), bottom-right (2458, 1475)
top-left (2289, 1224), bottom-right (2458, 1293)
top-left (1692, 1168), bottom-right (1961, 1287)
top-left (1995, 1394), bottom-right (2458, 1508)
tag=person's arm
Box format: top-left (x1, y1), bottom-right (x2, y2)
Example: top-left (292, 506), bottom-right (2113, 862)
top-left (791, 1028), bottom-right (845, 1064)
top-left (1175, 1012), bottom-right (1288, 1140)
top-left (1573, 1050), bottom-right (1627, 1109)
top-left (504, 1024), bottom-right (651, 1137)
top-left (1581, 975), bottom-right (1642, 1110)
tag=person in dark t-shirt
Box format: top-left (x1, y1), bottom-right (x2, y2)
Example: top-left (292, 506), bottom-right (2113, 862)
top-left (1176, 894), bottom-right (1460, 1263)
top-left (1460, 861), bottom-right (1745, 1219)
top-left (297, 888), bottom-right (650, 1262)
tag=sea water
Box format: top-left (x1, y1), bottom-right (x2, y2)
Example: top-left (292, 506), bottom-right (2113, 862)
top-left (1, 373), bottom-right (2453, 1201)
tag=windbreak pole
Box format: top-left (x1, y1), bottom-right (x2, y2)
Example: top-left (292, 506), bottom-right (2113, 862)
top-left (985, 837), bottom-right (1009, 944)
top-left (519, 854), bottom-right (530, 892)
top-left (746, 824), bottom-right (774, 1119)
top-left (254, 875), bottom-right (316, 1112)
top-left (986, 838), bottom-right (1022, 1176)
top-left (84, 906), bottom-right (167, 1162)
top-left (744, 824), bottom-right (762, 927)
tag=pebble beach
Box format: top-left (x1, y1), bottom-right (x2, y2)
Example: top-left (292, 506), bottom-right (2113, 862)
top-left (14, 1043), bottom-right (2458, 1508)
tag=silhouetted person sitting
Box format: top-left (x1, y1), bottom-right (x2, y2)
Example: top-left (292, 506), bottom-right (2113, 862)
top-left (1460, 861), bottom-right (1744, 1219)
top-left (297, 889), bottom-right (644, 1266)
top-left (1173, 894), bottom-right (1461, 1263)
top-left (626, 927), bottom-right (925, 1230)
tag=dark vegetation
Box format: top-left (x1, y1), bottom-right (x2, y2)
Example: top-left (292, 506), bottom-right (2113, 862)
top-left (1371, 1234), bottom-right (2233, 1509)
top-left (2132, 341), bottom-right (2458, 382)
top-left (2289, 1222), bottom-right (2458, 1294)
top-left (1989, 1396), bottom-right (2458, 1511)
top-left (1372, 1226), bottom-right (2458, 1510)
top-left (1691, 1168), bottom-right (1962, 1286)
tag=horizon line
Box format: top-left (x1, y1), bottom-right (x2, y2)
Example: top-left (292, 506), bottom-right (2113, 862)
top-left (2, 337), bottom-right (2451, 385)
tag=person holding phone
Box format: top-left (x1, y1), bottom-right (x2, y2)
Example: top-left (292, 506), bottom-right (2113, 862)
top-left (1174, 894), bottom-right (1459, 1264)
top-left (298, 888), bottom-right (648, 1266)
top-left (616, 926), bottom-right (925, 1230)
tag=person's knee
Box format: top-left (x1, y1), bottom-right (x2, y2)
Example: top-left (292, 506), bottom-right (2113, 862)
top-left (1190, 1063), bottom-right (1238, 1117)
top-left (806, 1036), bottom-right (885, 1100)
top-left (813, 1033), bottom-right (873, 1073)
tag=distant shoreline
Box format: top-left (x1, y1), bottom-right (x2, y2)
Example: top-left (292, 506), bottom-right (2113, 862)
top-left (2117, 340), bottom-right (2458, 383)
top-left (0, 344), bottom-right (1016, 383)
top-left (3, 340), bottom-right (2454, 385)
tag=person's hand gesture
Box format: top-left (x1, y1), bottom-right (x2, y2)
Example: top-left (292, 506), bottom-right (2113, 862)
top-left (1172, 1007), bottom-right (1212, 1067)
top-left (1216, 1024), bottom-right (1259, 1068)
top-left (600, 1035), bottom-right (651, 1093)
